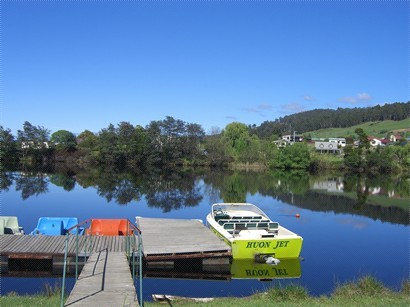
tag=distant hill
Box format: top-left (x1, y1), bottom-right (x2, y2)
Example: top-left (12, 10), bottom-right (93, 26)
top-left (251, 101), bottom-right (409, 138)
top-left (304, 118), bottom-right (410, 139)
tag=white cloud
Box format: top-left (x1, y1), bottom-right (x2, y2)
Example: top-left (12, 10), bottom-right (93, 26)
top-left (225, 115), bottom-right (237, 120)
top-left (357, 92), bottom-right (372, 100)
top-left (242, 107), bottom-right (259, 113)
top-left (281, 102), bottom-right (305, 114)
top-left (303, 95), bottom-right (315, 101)
top-left (257, 103), bottom-right (272, 110)
top-left (339, 92), bottom-right (372, 104)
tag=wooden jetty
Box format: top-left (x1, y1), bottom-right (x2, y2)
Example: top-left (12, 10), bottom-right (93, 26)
top-left (0, 235), bottom-right (136, 274)
top-left (136, 217), bottom-right (231, 261)
top-left (1, 218), bottom-right (232, 306)
top-left (65, 251), bottom-right (138, 306)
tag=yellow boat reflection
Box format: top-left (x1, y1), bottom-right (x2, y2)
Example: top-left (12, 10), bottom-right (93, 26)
top-left (230, 258), bottom-right (301, 280)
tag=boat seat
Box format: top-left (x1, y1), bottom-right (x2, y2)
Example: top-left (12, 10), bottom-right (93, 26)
top-left (246, 222), bottom-right (257, 229)
top-left (231, 215), bottom-right (263, 220)
top-left (214, 212), bottom-right (230, 222)
top-left (235, 223), bottom-right (247, 230)
top-left (218, 218), bottom-right (267, 226)
top-left (223, 223), bottom-right (234, 230)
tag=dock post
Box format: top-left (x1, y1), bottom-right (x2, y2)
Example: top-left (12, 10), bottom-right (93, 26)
top-left (60, 233), bottom-right (69, 307)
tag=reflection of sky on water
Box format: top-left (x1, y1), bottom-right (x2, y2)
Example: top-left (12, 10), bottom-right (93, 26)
top-left (1, 174), bottom-right (408, 298)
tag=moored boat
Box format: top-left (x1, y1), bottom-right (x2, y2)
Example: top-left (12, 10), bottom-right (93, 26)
top-left (30, 217), bottom-right (83, 235)
top-left (0, 216), bottom-right (24, 235)
top-left (85, 219), bottom-right (133, 236)
top-left (206, 203), bottom-right (303, 260)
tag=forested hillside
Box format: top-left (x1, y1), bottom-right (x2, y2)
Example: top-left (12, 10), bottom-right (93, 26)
top-left (252, 102), bottom-right (409, 139)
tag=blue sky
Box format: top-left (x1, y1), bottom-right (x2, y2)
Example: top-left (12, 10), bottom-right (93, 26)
top-left (2, 1), bottom-right (408, 135)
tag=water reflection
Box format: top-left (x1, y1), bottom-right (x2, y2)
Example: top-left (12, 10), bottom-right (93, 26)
top-left (144, 258), bottom-right (301, 282)
top-left (1, 168), bottom-right (408, 224)
top-left (230, 258), bottom-right (301, 280)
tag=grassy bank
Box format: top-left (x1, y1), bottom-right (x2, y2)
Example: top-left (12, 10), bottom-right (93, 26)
top-left (1, 276), bottom-right (408, 307)
top-left (305, 119), bottom-right (410, 139)
top-left (146, 277), bottom-right (409, 306)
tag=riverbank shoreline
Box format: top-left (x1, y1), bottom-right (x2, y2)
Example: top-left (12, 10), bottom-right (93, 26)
top-left (1, 276), bottom-right (408, 307)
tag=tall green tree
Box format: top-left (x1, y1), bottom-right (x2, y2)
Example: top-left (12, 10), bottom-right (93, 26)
top-left (183, 123), bottom-right (205, 162)
top-left (223, 122), bottom-right (250, 159)
top-left (271, 143), bottom-right (310, 170)
top-left (51, 130), bottom-right (77, 151)
top-left (17, 121), bottom-right (51, 160)
top-left (97, 124), bottom-right (118, 165)
top-left (77, 130), bottom-right (98, 150)
top-left (0, 126), bottom-right (18, 162)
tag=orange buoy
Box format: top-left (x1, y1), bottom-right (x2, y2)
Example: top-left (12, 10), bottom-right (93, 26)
top-left (295, 213), bottom-right (300, 218)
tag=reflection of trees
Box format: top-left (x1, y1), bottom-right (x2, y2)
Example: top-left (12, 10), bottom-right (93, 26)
top-left (203, 170), bottom-right (311, 204)
top-left (277, 191), bottom-right (408, 225)
top-left (76, 169), bottom-right (143, 205)
top-left (3, 168), bottom-right (408, 221)
top-left (203, 170), bottom-right (408, 225)
top-left (144, 171), bottom-right (203, 212)
top-left (0, 172), bottom-right (15, 192)
top-left (14, 172), bottom-right (49, 200)
top-left (49, 173), bottom-right (76, 191)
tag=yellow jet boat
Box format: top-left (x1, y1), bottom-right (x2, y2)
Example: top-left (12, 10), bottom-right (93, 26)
top-left (206, 203), bottom-right (303, 260)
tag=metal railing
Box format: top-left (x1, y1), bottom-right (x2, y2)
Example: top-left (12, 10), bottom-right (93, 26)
top-left (60, 218), bottom-right (144, 307)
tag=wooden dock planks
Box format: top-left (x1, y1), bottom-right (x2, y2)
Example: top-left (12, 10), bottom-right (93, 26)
top-left (65, 252), bottom-right (138, 307)
top-left (0, 235), bottom-right (136, 257)
top-left (136, 218), bottom-right (231, 260)
top-left (2, 217), bottom-right (231, 263)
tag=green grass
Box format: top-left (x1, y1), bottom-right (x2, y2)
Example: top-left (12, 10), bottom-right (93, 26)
top-left (143, 276), bottom-right (409, 307)
top-left (0, 293), bottom-right (61, 307)
top-left (1, 276), bottom-right (409, 307)
top-left (305, 119), bottom-right (410, 139)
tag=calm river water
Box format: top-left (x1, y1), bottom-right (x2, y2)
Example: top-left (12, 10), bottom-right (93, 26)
top-left (1, 168), bottom-right (408, 300)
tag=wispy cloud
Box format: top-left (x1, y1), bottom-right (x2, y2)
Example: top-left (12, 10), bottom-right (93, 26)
top-left (242, 107), bottom-right (259, 113)
top-left (281, 102), bottom-right (305, 114)
top-left (225, 115), bottom-right (237, 120)
top-left (257, 103), bottom-right (272, 110)
top-left (357, 92), bottom-right (372, 100)
top-left (339, 92), bottom-right (372, 104)
top-left (241, 103), bottom-right (273, 117)
top-left (303, 95), bottom-right (315, 101)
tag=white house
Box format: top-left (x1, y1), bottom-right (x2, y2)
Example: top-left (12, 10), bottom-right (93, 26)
top-left (282, 134), bottom-right (303, 142)
top-left (369, 138), bottom-right (383, 147)
top-left (315, 142), bottom-right (342, 154)
top-left (389, 134), bottom-right (402, 142)
top-left (328, 138), bottom-right (346, 147)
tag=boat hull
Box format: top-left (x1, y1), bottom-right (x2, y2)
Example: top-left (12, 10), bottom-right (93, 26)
top-left (231, 236), bottom-right (303, 259)
top-left (209, 223), bottom-right (302, 259)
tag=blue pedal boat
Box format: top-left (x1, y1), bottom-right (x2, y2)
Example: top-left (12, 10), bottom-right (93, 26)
top-left (30, 217), bottom-right (84, 235)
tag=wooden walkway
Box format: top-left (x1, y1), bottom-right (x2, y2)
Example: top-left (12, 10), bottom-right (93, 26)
top-left (65, 251), bottom-right (138, 306)
top-left (136, 218), bottom-right (231, 261)
top-left (0, 235), bottom-right (136, 257)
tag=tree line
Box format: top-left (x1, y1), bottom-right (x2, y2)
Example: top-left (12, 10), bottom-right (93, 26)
top-left (1, 103), bottom-right (409, 173)
top-left (2, 169), bottom-right (407, 224)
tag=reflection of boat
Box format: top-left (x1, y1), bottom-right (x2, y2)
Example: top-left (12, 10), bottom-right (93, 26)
top-left (30, 217), bottom-right (83, 235)
top-left (230, 258), bottom-right (301, 280)
top-left (206, 203), bottom-right (303, 259)
top-left (85, 219), bottom-right (133, 236)
top-left (0, 216), bottom-right (24, 235)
